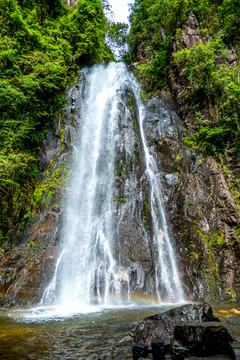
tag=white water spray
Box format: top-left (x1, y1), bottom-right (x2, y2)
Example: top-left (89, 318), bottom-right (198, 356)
top-left (41, 63), bottom-right (184, 309)
top-left (134, 86), bottom-right (184, 302)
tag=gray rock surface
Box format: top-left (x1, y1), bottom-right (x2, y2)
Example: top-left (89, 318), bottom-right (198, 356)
top-left (39, 129), bottom-right (61, 171)
top-left (132, 303), bottom-right (218, 349)
top-left (185, 356), bottom-right (232, 360)
top-left (172, 321), bottom-right (232, 359)
top-left (222, 316), bottom-right (240, 343)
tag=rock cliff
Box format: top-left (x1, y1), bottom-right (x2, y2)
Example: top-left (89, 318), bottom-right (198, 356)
top-left (0, 65), bottom-right (239, 307)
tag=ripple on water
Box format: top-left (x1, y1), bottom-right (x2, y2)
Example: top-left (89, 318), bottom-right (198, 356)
top-left (0, 304), bottom-right (177, 360)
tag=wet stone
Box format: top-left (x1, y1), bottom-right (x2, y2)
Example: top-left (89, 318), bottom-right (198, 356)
top-left (132, 303), bottom-right (218, 349)
top-left (230, 341), bottom-right (240, 359)
top-left (171, 340), bottom-right (192, 360)
top-left (172, 321), bottom-right (233, 359)
top-left (133, 343), bottom-right (149, 360)
top-left (117, 335), bottom-right (133, 347)
top-left (165, 173), bottom-right (179, 187)
top-left (185, 356), bottom-right (232, 360)
top-left (151, 339), bottom-right (165, 360)
top-left (222, 316), bottom-right (240, 342)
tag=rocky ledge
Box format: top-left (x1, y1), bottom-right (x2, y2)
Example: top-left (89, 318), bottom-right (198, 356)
top-left (124, 303), bottom-right (240, 360)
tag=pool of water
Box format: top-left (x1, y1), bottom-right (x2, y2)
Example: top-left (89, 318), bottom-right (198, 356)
top-left (0, 304), bottom-right (176, 360)
top-left (1, 302), bottom-right (239, 360)
top-left (212, 302), bottom-right (240, 318)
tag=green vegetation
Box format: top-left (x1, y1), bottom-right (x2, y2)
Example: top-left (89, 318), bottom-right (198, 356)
top-left (107, 21), bottom-right (129, 58)
top-left (175, 38), bottom-right (240, 155)
top-left (127, 0), bottom-right (240, 157)
top-left (191, 224), bottom-right (226, 300)
top-left (0, 0), bottom-right (112, 244)
top-left (127, 0), bottom-right (189, 89)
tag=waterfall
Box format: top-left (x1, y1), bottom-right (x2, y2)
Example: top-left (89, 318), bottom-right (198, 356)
top-left (41, 62), bottom-right (184, 308)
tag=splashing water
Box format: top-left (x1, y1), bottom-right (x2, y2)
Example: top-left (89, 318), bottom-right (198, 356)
top-left (41, 63), bottom-right (184, 311)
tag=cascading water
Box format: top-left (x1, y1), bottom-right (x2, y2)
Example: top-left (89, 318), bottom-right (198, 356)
top-left (41, 62), bottom-right (184, 309)
top-left (136, 95), bottom-right (184, 302)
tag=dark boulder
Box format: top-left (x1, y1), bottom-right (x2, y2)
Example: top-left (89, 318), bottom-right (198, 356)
top-left (151, 339), bottom-right (165, 360)
top-left (133, 303), bottom-right (218, 349)
top-left (171, 321), bottom-right (232, 359)
top-left (132, 343), bottom-right (149, 359)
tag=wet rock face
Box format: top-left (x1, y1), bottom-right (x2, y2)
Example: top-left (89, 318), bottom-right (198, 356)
top-left (108, 86), bottom-right (183, 300)
top-left (136, 92), bottom-right (240, 302)
top-left (110, 87), bottom-right (156, 297)
top-left (165, 150), bottom-right (240, 301)
top-left (39, 127), bottom-right (61, 172)
top-left (0, 214), bottom-right (62, 307)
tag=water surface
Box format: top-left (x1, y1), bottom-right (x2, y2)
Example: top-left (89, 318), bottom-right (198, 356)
top-left (0, 304), bottom-right (174, 360)
top-left (1, 302), bottom-right (240, 359)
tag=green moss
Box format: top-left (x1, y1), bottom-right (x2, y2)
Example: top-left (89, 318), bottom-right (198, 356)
top-left (142, 215), bottom-right (150, 230)
top-left (235, 225), bottom-right (240, 239)
top-left (224, 288), bottom-right (237, 302)
top-left (33, 184), bottom-right (47, 207)
top-left (144, 201), bottom-right (149, 212)
top-left (127, 95), bottom-right (133, 111)
top-left (197, 158), bottom-right (204, 166)
top-left (31, 159), bottom-right (70, 212)
top-left (191, 252), bottom-right (199, 260)
top-left (120, 159), bottom-right (125, 177)
top-left (132, 116), bottom-right (139, 137)
top-left (191, 223), bottom-right (227, 299)
top-left (112, 197), bottom-right (127, 204)
top-left (174, 153), bottom-right (183, 164)
top-left (139, 90), bottom-right (149, 102)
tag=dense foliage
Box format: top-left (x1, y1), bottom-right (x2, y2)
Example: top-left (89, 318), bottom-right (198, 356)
top-left (0, 0), bottom-right (111, 243)
top-left (127, 0), bottom-right (240, 158)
